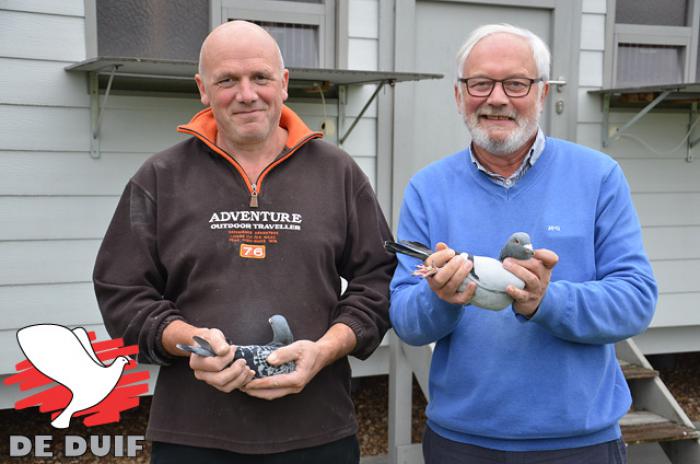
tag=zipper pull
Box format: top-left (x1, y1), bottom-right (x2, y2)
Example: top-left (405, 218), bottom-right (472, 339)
top-left (250, 184), bottom-right (259, 208)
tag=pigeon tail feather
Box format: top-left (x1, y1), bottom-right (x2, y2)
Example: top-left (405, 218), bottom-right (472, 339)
top-left (384, 240), bottom-right (433, 261)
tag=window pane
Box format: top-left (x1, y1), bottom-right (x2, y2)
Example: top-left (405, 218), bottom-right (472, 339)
top-left (616, 0), bottom-right (688, 26)
top-left (256, 21), bottom-right (319, 68)
top-left (616, 44), bottom-right (684, 87)
top-left (96, 0), bottom-right (209, 61)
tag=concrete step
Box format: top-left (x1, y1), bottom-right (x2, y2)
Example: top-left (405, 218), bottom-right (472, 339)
top-left (621, 410), bottom-right (700, 445)
top-left (620, 360), bottom-right (658, 380)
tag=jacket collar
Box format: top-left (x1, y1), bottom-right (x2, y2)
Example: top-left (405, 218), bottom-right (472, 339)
top-left (177, 105), bottom-right (322, 151)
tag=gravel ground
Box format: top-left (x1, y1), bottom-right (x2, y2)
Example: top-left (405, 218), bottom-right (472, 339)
top-left (1, 353), bottom-right (697, 462)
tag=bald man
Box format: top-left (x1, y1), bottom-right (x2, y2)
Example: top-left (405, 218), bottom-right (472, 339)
top-left (94, 21), bottom-right (395, 463)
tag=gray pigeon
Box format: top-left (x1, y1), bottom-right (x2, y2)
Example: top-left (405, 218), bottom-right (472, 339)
top-left (177, 315), bottom-right (296, 378)
top-left (385, 232), bottom-right (535, 311)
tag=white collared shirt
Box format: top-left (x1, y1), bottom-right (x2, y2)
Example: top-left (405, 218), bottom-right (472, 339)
top-left (470, 128), bottom-right (546, 188)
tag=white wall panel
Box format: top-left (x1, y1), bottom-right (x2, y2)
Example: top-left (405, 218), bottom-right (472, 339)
top-left (0, 196), bottom-right (119, 240)
top-left (577, 87), bottom-right (604, 123)
top-left (348, 37), bottom-right (378, 70)
top-left (348, 0), bottom-right (378, 39)
top-left (0, 105), bottom-right (194, 153)
top-left (346, 84), bottom-right (378, 118)
top-left (634, 193), bottom-right (700, 225)
top-left (578, 51), bottom-right (603, 86)
top-left (0, 152), bottom-right (149, 196)
top-left (635, 326), bottom-right (700, 354)
top-left (642, 227), bottom-right (700, 260)
top-left (651, 259), bottom-right (700, 294)
top-left (340, 118), bottom-right (376, 158)
top-left (0, 10), bottom-right (85, 62)
top-left (0, 58), bottom-right (88, 107)
top-left (580, 14), bottom-right (605, 50)
top-left (581, 0), bottom-right (606, 14)
top-left (1, 283), bottom-right (101, 329)
top-left (0, 105), bottom-right (89, 151)
top-left (620, 159), bottom-right (700, 192)
top-left (650, 293), bottom-right (700, 328)
top-left (0, 239), bottom-right (100, 285)
top-left (0, 0), bottom-right (84, 16)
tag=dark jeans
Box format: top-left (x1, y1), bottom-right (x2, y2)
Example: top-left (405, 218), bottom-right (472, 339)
top-left (423, 425), bottom-right (628, 464)
top-left (151, 434), bottom-right (360, 464)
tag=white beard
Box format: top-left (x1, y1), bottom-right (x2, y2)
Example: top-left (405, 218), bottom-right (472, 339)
top-left (465, 100), bottom-right (541, 156)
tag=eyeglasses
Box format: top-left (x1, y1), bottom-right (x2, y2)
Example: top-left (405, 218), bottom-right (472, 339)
top-left (457, 77), bottom-right (543, 98)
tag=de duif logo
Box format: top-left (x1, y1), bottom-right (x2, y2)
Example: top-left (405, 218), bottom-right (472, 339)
top-left (3, 324), bottom-right (149, 428)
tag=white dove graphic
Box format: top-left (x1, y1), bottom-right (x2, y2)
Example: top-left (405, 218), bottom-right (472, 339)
top-left (16, 324), bottom-right (130, 429)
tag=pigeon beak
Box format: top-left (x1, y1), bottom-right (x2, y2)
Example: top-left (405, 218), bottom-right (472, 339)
top-left (524, 244), bottom-right (533, 251)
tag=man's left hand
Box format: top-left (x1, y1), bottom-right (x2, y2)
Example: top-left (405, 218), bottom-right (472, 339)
top-left (241, 340), bottom-right (323, 400)
top-left (503, 248), bottom-right (559, 317)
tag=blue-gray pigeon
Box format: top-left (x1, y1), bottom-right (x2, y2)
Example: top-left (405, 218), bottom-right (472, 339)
top-left (385, 232), bottom-right (535, 311)
top-left (177, 315), bottom-right (296, 378)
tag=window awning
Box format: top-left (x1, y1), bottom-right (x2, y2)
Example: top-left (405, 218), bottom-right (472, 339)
top-left (588, 82), bottom-right (700, 158)
top-left (66, 57), bottom-right (444, 158)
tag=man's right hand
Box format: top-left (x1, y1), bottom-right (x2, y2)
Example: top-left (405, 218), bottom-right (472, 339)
top-left (163, 321), bottom-right (256, 393)
top-left (426, 242), bottom-right (477, 305)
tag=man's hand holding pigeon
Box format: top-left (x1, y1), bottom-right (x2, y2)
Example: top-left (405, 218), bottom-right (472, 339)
top-left (425, 242), bottom-right (477, 305)
top-left (242, 323), bottom-right (356, 401)
top-left (504, 249), bottom-right (559, 318)
top-left (191, 330), bottom-right (256, 393)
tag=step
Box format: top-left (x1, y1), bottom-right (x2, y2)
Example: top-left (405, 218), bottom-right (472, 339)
top-left (621, 410), bottom-right (700, 445)
top-left (619, 360), bottom-right (658, 380)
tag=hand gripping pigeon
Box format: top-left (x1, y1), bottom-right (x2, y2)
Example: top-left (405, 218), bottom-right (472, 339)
top-left (385, 232), bottom-right (535, 311)
top-left (177, 315), bottom-right (296, 378)
top-left (16, 324), bottom-right (130, 429)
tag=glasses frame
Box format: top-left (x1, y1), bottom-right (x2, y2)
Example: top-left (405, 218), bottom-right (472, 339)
top-left (457, 77), bottom-right (543, 98)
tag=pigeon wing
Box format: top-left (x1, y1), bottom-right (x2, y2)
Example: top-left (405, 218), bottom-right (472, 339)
top-left (72, 327), bottom-right (104, 367)
top-left (16, 325), bottom-right (106, 385)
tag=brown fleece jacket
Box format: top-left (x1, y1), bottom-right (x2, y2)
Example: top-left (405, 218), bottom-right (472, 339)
top-left (93, 106), bottom-right (396, 453)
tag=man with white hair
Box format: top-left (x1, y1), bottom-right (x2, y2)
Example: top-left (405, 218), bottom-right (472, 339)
top-left (389, 24), bottom-right (657, 463)
top-left (94, 20), bottom-right (395, 463)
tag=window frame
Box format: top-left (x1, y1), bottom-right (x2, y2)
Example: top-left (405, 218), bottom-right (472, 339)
top-left (604, 0), bottom-right (700, 87)
top-left (211, 0), bottom-right (337, 68)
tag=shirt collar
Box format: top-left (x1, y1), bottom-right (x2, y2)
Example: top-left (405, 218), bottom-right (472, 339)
top-left (469, 128), bottom-right (546, 188)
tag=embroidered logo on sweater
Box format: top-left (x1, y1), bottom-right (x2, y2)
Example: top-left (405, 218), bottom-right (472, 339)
top-left (209, 210), bottom-right (303, 252)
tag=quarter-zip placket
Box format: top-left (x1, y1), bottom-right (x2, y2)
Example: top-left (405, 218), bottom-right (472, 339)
top-left (178, 125), bottom-right (321, 208)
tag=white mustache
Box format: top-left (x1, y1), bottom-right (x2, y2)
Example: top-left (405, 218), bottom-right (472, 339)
top-left (476, 109), bottom-right (517, 119)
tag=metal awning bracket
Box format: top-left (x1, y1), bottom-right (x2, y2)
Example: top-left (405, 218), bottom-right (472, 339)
top-left (89, 64), bottom-right (119, 159)
top-left (603, 90), bottom-right (672, 147)
top-left (339, 79), bottom-right (392, 146)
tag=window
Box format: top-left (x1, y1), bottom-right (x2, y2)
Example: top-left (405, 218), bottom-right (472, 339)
top-left (608, 0), bottom-right (700, 87)
top-left (213, 0), bottom-right (337, 68)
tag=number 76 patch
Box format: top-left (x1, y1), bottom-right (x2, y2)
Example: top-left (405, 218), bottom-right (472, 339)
top-left (240, 243), bottom-right (266, 259)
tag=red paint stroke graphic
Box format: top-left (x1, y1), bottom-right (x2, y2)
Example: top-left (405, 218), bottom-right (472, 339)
top-left (3, 331), bottom-right (149, 427)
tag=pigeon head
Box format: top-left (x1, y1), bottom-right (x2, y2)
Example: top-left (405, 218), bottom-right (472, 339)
top-left (499, 232), bottom-right (534, 261)
top-left (268, 315), bottom-right (294, 346)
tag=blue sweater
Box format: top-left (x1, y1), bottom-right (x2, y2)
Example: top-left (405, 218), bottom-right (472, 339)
top-left (389, 137), bottom-right (657, 451)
